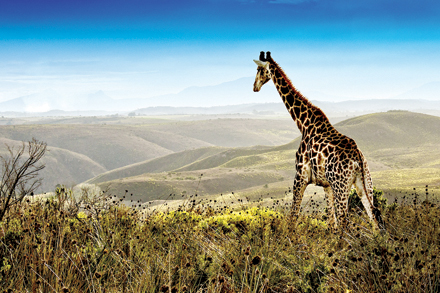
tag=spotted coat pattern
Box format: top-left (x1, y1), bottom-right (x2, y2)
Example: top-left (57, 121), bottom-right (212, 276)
top-left (253, 51), bottom-right (381, 228)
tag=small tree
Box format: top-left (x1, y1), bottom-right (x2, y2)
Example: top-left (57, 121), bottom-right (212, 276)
top-left (0, 138), bottom-right (47, 222)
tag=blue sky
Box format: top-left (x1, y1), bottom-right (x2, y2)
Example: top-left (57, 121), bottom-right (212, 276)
top-left (0, 0), bottom-right (439, 104)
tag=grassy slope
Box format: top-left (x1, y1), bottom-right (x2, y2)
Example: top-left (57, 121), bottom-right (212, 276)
top-left (99, 168), bottom-right (287, 204)
top-left (0, 118), bottom-right (299, 169)
top-left (335, 111), bottom-right (440, 150)
top-left (0, 137), bottom-right (106, 191)
top-left (0, 118), bottom-right (299, 192)
top-left (90, 111), bottom-right (440, 203)
top-left (141, 118), bottom-right (300, 147)
top-left (0, 124), bottom-right (174, 170)
top-left (89, 147), bottom-right (228, 184)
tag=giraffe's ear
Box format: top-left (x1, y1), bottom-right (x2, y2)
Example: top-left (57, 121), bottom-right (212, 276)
top-left (253, 60), bottom-right (269, 68)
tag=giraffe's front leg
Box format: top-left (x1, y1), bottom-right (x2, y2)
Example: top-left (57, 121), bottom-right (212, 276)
top-left (291, 172), bottom-right (308, 220)
top-left (291, 153), bottom-right (311, 220)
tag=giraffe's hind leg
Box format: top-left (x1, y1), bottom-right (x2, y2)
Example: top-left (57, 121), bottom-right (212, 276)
top-left (354, 175), bottom-right (380, 229)
top-left (354, 175), bottom-right (374, 220)
top-left (331, 179), bottom-right (353, 229)
top-left (324, 186), bottom-right (338, 230)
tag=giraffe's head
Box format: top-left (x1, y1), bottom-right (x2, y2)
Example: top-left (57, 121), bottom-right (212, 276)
top-left (253, 51), bottom-right (272, 92)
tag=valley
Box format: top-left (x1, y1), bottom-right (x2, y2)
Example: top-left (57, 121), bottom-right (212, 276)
top-left (1, 109), bottom-right (437, 209)
top-left (0, 115), bottom-right (299, 192)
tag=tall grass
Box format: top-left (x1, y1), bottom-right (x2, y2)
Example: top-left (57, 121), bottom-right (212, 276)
top-left (1, 186), bottom-right (440, 292)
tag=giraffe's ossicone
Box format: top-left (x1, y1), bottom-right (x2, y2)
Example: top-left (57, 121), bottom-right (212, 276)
top-left (253, 51), bottom-right (383, 229)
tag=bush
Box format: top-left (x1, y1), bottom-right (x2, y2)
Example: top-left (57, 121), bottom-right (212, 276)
top-left (348, 187), bottom-right (388, 212)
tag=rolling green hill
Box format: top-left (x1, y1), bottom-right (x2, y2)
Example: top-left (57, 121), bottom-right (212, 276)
top-left (0, 124), bottom-right (174, 170)
top-left (335, 110), bottom-right (440, 151)
top-left (0, 117), bottom-right (299, 192)
top-left (87, 111), bottom-right (440, 204)
top-left (89, 146), bottom-right (228, 184)
top-left (0, 137), bottom-right (106, 192)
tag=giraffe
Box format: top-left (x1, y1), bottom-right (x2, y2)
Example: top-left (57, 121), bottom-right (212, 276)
top-left (253, 51), bottom-right (383, 229)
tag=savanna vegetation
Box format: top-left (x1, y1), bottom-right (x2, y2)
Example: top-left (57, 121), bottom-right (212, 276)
top-left (1, 184), bottom-right (439, 292)
top-left (1, 111), bottom-right (440, 292)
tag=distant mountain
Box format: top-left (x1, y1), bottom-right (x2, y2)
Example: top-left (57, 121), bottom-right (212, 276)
top-left (0, 90), bottom-right (116, 112)
top-left (314, 99), bottom-right (440, 115)
top-left (134, 103), bottom-right (287, 115)
top-left (0, 77), bottom-right (279, 112)
top-left (83, 91), bottom-right (115, 109)
top-left (0, 90), bottom-right (62, 112)
top-left (0, 96), bottom-right (27, 112)
top-left (392, 82), bottom-right (440, 100)
top-left (132, 98), bottom-right (440, 118)
top-left (0, 79), bottom-right (439, 114)
top-left (145, 77), bottom-right (280, 107)
top-left (2, 98), bottom-right (440, 119)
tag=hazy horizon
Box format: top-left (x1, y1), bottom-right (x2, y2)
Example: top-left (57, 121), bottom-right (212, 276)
top-left (1, 0), bottom-right (440, 107)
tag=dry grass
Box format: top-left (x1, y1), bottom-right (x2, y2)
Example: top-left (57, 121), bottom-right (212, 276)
top-left (1, 186), bottom-right (440, 292)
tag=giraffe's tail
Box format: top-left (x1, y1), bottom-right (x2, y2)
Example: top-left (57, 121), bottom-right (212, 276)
top-left (360, 152), bottom-right (385, 229)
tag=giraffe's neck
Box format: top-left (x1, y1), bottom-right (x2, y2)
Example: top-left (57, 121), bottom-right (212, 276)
top-left (267, 59), bottom-right (331, 135)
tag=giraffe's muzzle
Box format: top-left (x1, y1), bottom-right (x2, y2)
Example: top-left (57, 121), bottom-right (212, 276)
top-left (253, 82), bottom-right (261, 92)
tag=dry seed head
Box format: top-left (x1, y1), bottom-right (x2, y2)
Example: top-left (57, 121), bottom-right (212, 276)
top-left (251, 255), bottom-right (262, 265)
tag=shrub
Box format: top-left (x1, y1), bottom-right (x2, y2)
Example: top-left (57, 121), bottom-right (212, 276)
top-left (348, 187), bottom-right (388, 212)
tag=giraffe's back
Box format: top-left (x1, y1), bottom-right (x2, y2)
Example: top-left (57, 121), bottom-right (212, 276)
top-left (306, 127), bottom-right (364, 187)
